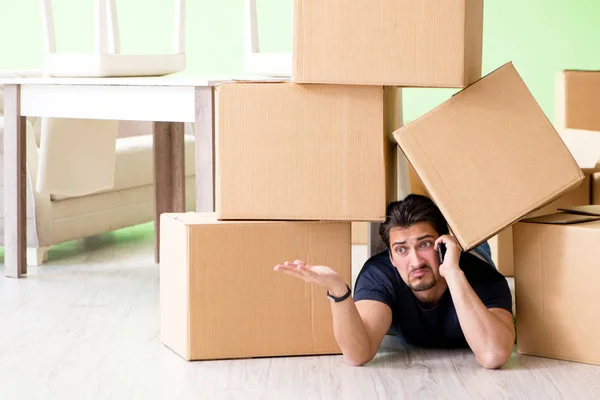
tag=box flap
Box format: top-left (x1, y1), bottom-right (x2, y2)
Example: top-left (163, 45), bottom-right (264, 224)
top-left (520, 212), bottom-right (600, 225)
top-left (558, 204), bottom-right (600, 217)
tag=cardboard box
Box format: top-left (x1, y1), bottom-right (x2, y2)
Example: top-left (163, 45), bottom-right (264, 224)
top-left (216, 83), bottom-right (398, 221)
top-left (555, 70), bottom-right (600, 132)
top-left (351, 222), bottom-right (369, 245)
top-left (159, 213), bottom-right (351, 361)
top-left (514, 209), bottom-right (600, 365)
top-left (393, 62), bottom-right (584, 251)
top-left (292, 0), bottom-right (483, 87)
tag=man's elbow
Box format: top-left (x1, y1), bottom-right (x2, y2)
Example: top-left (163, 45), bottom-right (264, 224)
top-left (343, 351), bottom-right (376, 367)
top-left (477, 349), bottom-right (511, 369)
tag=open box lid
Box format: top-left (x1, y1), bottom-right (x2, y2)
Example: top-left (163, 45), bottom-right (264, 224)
top-left (521, 205), bottom-right (600, 225)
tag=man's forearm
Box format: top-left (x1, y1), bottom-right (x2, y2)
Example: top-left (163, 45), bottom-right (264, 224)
top-left (328, 286), bottom-right (375, 366)
top-left (445, 270), bottom-right (515, 368)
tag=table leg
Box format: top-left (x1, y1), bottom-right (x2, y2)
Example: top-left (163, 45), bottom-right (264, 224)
top-left (194, 87), bottom-right (215, 212)
top-left (3, 85), bottom-right (27, 278)
top-left (153, 121), bottom-right (185, 263)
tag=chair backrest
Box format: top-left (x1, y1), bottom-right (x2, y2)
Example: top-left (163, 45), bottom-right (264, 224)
top-left (41, 0), bottom-right (186, 56)
top-left (243, 0), bottom-right (292, 77)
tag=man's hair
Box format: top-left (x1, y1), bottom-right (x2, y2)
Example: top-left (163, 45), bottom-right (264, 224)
top-left (379, 194), bottom-right (449, 248)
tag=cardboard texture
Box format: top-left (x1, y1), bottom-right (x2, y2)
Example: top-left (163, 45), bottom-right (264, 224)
top-left (351, 222), bottom-right (369, 245)
top-left (524, 173), bottom-right (592, 218)
top-left (159, 213), bottom-right (351, 361)
top-left (514, 218), bottom-right (600, 365)
top-left (555, 70), bottom-right (600, 132)
top-left (408, 164), bottom-right (429, 197)
top-left (292, 0), bottom-right (483, 87)
top-left (215, 82), bottom-right (398, 221)
top-left (393, 62), bottom-right (584, 251)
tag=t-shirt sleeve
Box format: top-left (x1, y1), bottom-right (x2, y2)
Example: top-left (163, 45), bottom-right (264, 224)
top-left (469, 262), bottom-right (513, 315)
top-left (352, 261), bottom-right (396, 310)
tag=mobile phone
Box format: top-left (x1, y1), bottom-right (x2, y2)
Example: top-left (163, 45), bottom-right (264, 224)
top-left (438, 243), bottom-right (446, 264)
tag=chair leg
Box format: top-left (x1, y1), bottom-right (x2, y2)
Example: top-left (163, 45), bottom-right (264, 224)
top-left (27, 246), bottom-right (50, 266)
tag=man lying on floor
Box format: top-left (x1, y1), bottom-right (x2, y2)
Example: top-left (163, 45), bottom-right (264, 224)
top-left (274, 194), bottom-right (515, 369)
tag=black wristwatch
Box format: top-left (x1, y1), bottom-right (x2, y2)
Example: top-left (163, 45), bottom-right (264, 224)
top-left (327, 284), bottom-right (352, 303)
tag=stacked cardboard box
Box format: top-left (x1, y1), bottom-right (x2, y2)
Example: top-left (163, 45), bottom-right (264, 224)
top-left (161, 0), bottom-right (488, 361)
top-left (514, 206), bottom-right (600, 365)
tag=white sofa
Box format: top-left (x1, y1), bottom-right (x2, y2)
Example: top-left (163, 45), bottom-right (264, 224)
top-left (0, 72), bottom-right (196, 265)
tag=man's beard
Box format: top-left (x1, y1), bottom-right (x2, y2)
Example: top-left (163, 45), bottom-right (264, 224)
top-left (408, 266), bottom-right (437, 292)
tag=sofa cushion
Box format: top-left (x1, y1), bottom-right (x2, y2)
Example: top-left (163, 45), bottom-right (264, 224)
top-left (51, 134), bottom-right (195, 201)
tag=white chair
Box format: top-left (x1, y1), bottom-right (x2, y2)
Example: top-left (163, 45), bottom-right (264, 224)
top-left (41, 0), bottom-right (186, 77)
top-left (243, 0), bottom-right (292, 78)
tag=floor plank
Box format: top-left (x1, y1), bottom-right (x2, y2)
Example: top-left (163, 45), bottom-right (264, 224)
top-left (0, 224), bottom-right (599, 400)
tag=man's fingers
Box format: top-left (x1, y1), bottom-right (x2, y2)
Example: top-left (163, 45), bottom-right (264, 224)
top-left (275, 264), bottom-right (311, 281)
top-left (293, 260), bottom-right (306, 268)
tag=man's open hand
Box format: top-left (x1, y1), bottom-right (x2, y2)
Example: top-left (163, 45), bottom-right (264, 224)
top-left (274, 260), bottom-right (348, 297)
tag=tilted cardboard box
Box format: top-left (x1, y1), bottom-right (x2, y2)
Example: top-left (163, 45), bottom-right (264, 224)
top-left (292, 0), bottom-right (483, 87)
top-left (393, 62), bottom-right (584, 251)
top-left (160, 213), bottom-right (351, 361)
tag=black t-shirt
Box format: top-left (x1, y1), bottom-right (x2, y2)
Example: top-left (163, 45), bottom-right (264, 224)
top-left (353, 249), bottom-right (513, 349)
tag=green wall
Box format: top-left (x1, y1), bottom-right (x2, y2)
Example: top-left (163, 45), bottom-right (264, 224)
top-left (1, 0), bottom-right (600, 123)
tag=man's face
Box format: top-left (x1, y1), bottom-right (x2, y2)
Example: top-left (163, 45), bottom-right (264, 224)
top-left (388, 222), bottom-right (442, 293)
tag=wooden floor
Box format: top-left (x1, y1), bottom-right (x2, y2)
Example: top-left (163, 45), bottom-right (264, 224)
top-left (1, 223), bottom-right (599, 400)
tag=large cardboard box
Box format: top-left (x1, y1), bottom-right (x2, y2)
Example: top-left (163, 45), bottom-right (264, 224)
top-left (393, 62), bottom-right (584, 251)
top-left (514, 210), bottom-right (600, 365)
top-left (292, 0), bottom-right (483, 87)
top-left (555, 70), bottom-right (600, 132)
top-left (216, 83), bottom-right (398, 221)
top-left (159, 213), bottom-right (351, 361)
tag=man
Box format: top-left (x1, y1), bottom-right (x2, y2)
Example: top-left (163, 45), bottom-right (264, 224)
top-left (274, 194), bottom-right (515, 369)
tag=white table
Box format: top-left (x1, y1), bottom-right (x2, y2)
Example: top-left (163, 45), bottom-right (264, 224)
top-left (0, 75), bottom-right (234, 278)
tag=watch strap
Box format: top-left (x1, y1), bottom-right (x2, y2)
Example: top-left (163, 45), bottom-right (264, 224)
top-left (327, 284), bottom-right (352, 303)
